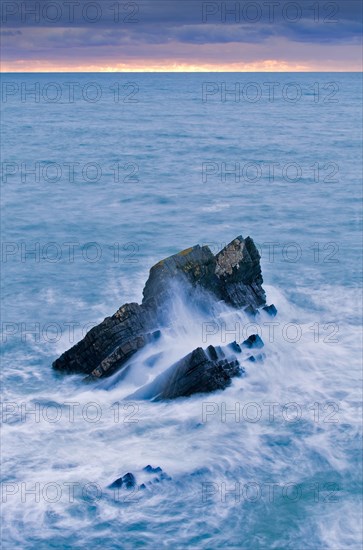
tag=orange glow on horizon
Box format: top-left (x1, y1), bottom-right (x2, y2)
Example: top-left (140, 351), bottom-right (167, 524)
top-left (2, 58), bottom-right (361, 73)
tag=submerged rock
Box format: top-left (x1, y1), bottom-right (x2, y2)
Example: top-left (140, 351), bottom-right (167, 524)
top-left (52, 235), bottom-right (274, 397)
top-left (110, 467), bottom-right (171, 492)
top-left (246, 353), bottom-right (266, 363)
top-left (143, 465), bottom-right (162, 473)
top-left (108, 472), bottom-right (136, 490)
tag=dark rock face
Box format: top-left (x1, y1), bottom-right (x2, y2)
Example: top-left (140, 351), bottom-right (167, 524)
top-left (246, 353), bottom-right (265, 363)
top-left (142, 235), bottom-right (265, 310)
top-left (128, 345), bottom-right (243, 401)
top-left (52, 235), bottom-right (273, 396)
top-left (143, 465), bottom-right (162, 473)
top-left (53, 302), bottom-right (154, 376)
top-left (214, 236), bottom-right (266, 308)
top-left (142, 245), bottom-right (216, 308)
top-left (108, 472), bottom-right (136, 490)
top-left (262, 304), bottom-right (278, 317)
top-left (242, 334), bottom-right (264, 349)
top-left (110, 467), bottom-right (171, 493)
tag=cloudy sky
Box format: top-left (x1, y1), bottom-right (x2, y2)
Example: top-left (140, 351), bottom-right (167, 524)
top-left (1, 0), bottom-right (362, 71)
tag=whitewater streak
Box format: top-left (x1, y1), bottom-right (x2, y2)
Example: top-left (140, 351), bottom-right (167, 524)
top-left (1, 279), bottom-right (362, 549)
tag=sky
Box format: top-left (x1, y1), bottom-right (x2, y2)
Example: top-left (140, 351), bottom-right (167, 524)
top-left (1, 0), bottom-right (362, 72)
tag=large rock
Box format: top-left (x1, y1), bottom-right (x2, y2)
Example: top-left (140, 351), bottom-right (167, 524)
top-left (214, 236), bottom-right (265, 308)
top-left (52, 236), bottom-right (270, 386)
top-left (142, 236), bottom-right (265, 310)
top-left (128, 345), bottom-right (242, 401)
top-left (53, 302), bottom-right (159, 377)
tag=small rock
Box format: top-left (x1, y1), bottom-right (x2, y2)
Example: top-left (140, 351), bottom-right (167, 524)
top-left (159, 472), bottom-right (172, 481)
top-left (246, 353), bottom-right (266, 363)
top-left (228, 341), bottom-right (242, 353)
top-left (244, 305), bottom-right (258, 317)
top-left (262, 304), bottom-right (277, 317)
top-left (241, 334), bottom-right (264, 349)
top-left (108, 472), bottom-right (136, 490)
top-left (143, 465), bottom-right (162, 473)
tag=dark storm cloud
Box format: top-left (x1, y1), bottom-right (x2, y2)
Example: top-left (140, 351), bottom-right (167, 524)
top-left (2, 0), bottom-right (362, 34)
top-left (1, 0), bottom-right (362, 66)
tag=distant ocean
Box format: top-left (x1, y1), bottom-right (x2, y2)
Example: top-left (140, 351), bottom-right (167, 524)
top-left (1, 73), bottom-right (362, 549)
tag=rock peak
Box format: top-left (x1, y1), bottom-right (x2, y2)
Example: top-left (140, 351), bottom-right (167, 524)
top-left (52, 235), bottom-right (273, 395)
top-left (142, 235), bottom-right (265, 309)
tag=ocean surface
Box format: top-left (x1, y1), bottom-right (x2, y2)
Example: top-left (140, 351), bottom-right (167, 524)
top-left (1, 73), bottom-right (362, 549)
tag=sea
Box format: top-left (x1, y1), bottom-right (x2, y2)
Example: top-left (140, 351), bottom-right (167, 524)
top-left (1, 73), bottom-right (362, 549)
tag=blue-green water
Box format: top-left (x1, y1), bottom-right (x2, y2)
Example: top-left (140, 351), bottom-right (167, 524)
top-left (1, 73), bottom-right (362, 549)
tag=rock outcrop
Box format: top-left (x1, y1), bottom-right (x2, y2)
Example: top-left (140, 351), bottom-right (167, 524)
top-left (108, 472), bottom-right (136, 490)
top-left (109, 466), bottom-right (172, 493)
top-left (128, 345), bottom-right (242, 401)
top-left (53, 235), bottom-right (275, 397)
top-left (53, 302), bottom-right (160, 377)
top-left (142, 235), bottom-right (265, 310)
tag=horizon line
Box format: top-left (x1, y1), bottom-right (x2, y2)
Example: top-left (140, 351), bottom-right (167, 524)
top-left (2, 60), bottom-right (362, 73)
top-left (1, 69), bottom-right (362, 73)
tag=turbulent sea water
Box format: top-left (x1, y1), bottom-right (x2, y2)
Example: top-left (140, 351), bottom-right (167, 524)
top-left (1, 73), bottom-right (362, 549)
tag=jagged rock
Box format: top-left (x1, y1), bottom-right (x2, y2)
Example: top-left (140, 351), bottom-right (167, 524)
top-left (262, 304), bottom-right (277, 317)
top-left (110, 467), bottom-right (172, 492)
top-left (108, 472), bottom-right (136, 490)
top-left (143, 465), bottom-right (162, 473)
top-left (128, 345), bottom-right (243, 401)
top-left (142, 236), bottom-right (265, 310)
top-left (53, 302), bottom-right (155, 376)
top-left (244, 304), bottom-right (259, 317)
top-left (246, 353), bottom-right (266, 363)
top-left (141, 467), bottom-right (172, 488)
top-left (151, 472), bottom-right (172, 482)
top-left (214, 237), bottom-right (265, 308)
top-left (227, 336), bottom-right (265, 364)
top-left (228, 341), bottom-right (242, 353)
top-left (52, 236), bottom-right (269, 390)
top-left (142, 245), bottom-right (216, 308)
top-left (241, 334), bottom-right (264, 349)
